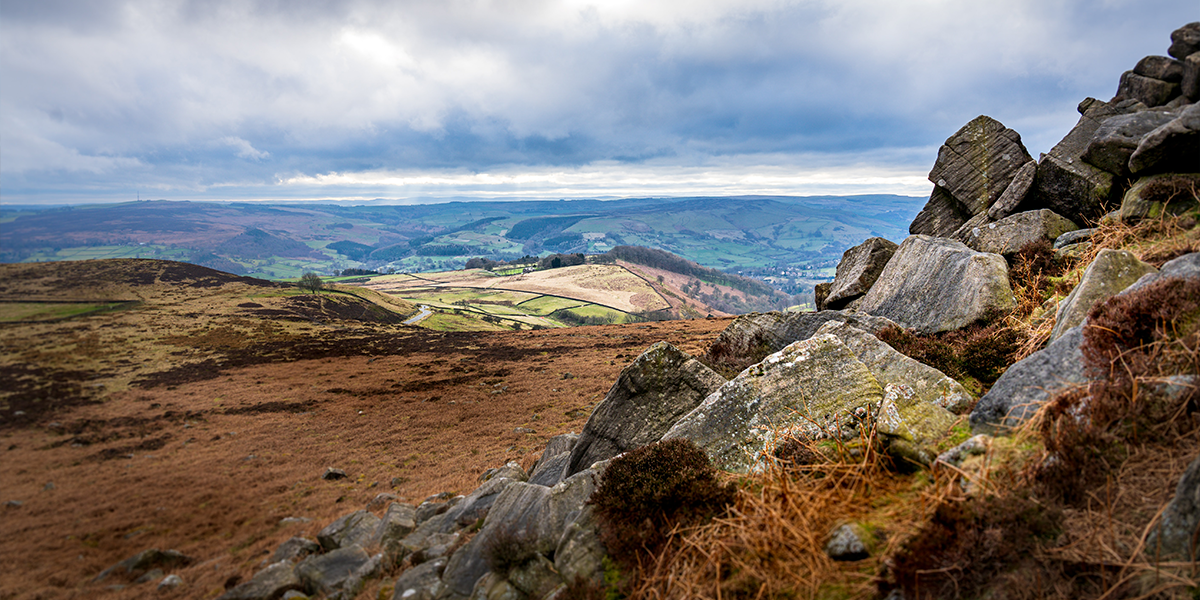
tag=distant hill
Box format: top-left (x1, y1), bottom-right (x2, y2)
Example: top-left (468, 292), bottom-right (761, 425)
top-left (0, 195), bottom-right (925, 301)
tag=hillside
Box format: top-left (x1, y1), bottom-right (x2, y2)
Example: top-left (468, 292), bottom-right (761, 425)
top-left (0, 195), bottom-right (925, 299)
top-left (0, 258), bottom-right (729, 600)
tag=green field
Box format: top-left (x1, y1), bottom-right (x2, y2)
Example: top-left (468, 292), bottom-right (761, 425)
top-left (0, 301), bottom-right (136, 322)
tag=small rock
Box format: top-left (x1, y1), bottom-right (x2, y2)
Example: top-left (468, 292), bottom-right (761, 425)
top-left (825, 524), bottom-right (870, 561)
top-left (513, 427), bottom-right (536, 434)
top-left (321, 467), bottom-right (346, 481)
top-left (279, 517), bottom-right (311, 526)
top-left (4, 500), bottom-right (23, 508)
top-left (366, 492), bottom-right (397, 510)
top-left (1053, 228), bottom-right (1096, 249)
top-left (157, 574), bottom-right (183, 590)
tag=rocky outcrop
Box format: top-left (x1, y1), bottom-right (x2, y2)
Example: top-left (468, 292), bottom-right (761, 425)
top-left (566, 342), bottom-right (725, 478)
top-left (318, 510), bottom-right (380, 552)
top-left (824, 237), bottom-right (898, 310)
top-left (958, 209), bottom-right (1079, 256)
top-left (853, 235), bottom-right (1015, 333)
top-left (665, 333), bottom-right (957, 471)
top-left (1168, 22), bottom-right (1200, 61)
top-left (527, 433), bottom-right (577, 487)
top-left (911, 116), bottom-right (1034, 236)
top-left (296, 546), bottom-right (372, 597)
top-left (1034, 97), bottom-right (1138, 224)
top-left (1114, 70), bottom-right (1180, 107)
top-left (704, 310), bottom-right (897, 374)
top-left (217, 561), bottom-right (303, 600)
top-left (1050, 249), bottom-right (1157, 341)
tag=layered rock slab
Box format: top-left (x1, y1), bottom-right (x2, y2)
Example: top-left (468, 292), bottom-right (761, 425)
top-left (959, 209), bottom-right (1079, 257)
top-left (853, 235), bottom-right (1015, 334)
top-left (704, 310), bottom-right (897, 375)
top-left (565, 341), bottom-right (725, 478)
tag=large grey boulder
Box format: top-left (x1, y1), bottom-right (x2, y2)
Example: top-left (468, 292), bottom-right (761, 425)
top-left (317, 510), bottom-right (380, 552)
top-left (825, 237), bottom-right (898, 310)
top-left (438, 475), bottom-right (520, 533)
top-left (1119, 173), bottom-right (1200, 221)
top-left (94, 548), bottom-right (193, 582)
top-left (565, 342), bottom-right (725, 477)
top-left (272, 537), bottom-right (321, 564)
top-left (1122, 252), bottom-right (1200, 295)
top-left (664, 334), bottom-right (957, 471)
top-left (217, 561), bottom-right (303, 600)
top-left (1035, 97), bottom-right (1141, 224)
top-left (1081, 110), bottom-right (1178, 175)
top-left (1168, 22), bottom-right (1200, 60)
top-left (1148, 453), bottom-right (1200, 562)
top-left (815, 321), bottom-right (973, 414)
top-left (910, 186), bottom-right (973, 238)
top-left (1050, 249), bottom-right (1158, 341)
top-left (1129, 103), bottom-right (1200, 175)
top-left (527, 452), bottom-right (570, 487)
top-left (296, 546), bottom-right (371, 596)
top-left (911, 116), bottom-right (1033, 236)
top-left (959, 209), bottom-right (1079, 257)
top-left (1114, 70), bottom-right (1180, 107)
top-left (853, 235), bottom-right (1015, 334)
top-left (928, 116), bottom-right (1034, 216)
top-left (1134, 55), bottom-right (1185, 82)
top-left (704, 310), bottom-right (897, 375)
top-left (970, 325), bottom-right (1086, 432)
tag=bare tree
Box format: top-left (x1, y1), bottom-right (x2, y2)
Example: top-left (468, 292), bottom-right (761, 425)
top-left (298, 272), bottom-right (324, 294)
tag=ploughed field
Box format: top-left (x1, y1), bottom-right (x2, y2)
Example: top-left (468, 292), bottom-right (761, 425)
top-left (0, 259), bottom-right (730, 599)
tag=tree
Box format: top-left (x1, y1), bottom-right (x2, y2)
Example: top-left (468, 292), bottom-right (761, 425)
top-left (298, 272), bottom-right (324, 294)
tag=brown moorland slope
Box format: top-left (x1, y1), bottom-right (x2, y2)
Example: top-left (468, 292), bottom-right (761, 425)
top-left (0, 258), bottom-right (730, 599)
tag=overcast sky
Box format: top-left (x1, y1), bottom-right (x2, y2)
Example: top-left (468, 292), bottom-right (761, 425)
top-left (1, 0), bottom-right (1194, 205)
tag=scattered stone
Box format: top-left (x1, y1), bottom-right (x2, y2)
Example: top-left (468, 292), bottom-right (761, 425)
top-left (513, 427), bottom-right (536, 434)
top-left (478, 462), bottom-right (527, 483)
top-left (1050, 249), bottom-right (1157, 341)
top-left (157, 574), bottom-right (183, 590)
top-left (566, 341), bottom-right (726, 478)
top-left (135, 568), bottom-right (165, 584)
top-left (3, 500), bottom-right (21, 508)
top-left (317, 510), bottom-right (381, 552)
top-left (1053, 228), bottom-right (1096, 249)
top-left (414, 495), bottom-right (461, 525)
top-left (970, 325), bottom-right (1086, 433)
top-left (272, 537), bottom-right (321, 564)
top-left (824, 237), bottom-right (898, 310)
top-left (854, 235), bottom-right (1015, 334)
top-left (322, 468), bottom-right (347, 481)
top-left (959, 209), bottom-right (1079, 256)
top-left (825, 524), bottom-right (870, 561)
top-left (94, 549), bottom-right (193, 583)
top-left (43, 482), bottom-right (56, 491)
top-left (935, 434), bottom-right (993, 469)
top-left (295, 546), bottom-right (370, 597)
top-left (367, 492), bottom-right (398, 510)
top-left (279, 517), bottom-right (311, 526)
top-left (377, 502), bottom-right (418, 565)
top-left (217, 561), bottom-right (304, 600)
top-left (389, 557), bottom-right (446, 600)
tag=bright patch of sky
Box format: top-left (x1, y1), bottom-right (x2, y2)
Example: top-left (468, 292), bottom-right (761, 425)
top-left (1, 0), bottom-right (1194, 205)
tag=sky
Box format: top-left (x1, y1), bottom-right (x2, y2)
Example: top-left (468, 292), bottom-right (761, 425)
top-left (1, 0), bottom-right (1195, 206)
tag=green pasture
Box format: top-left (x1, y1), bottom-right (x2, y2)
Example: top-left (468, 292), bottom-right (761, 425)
top-left (515, 296), bottom-right (586, 316)
top-left (0, 301), bottom-right (134, 322)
